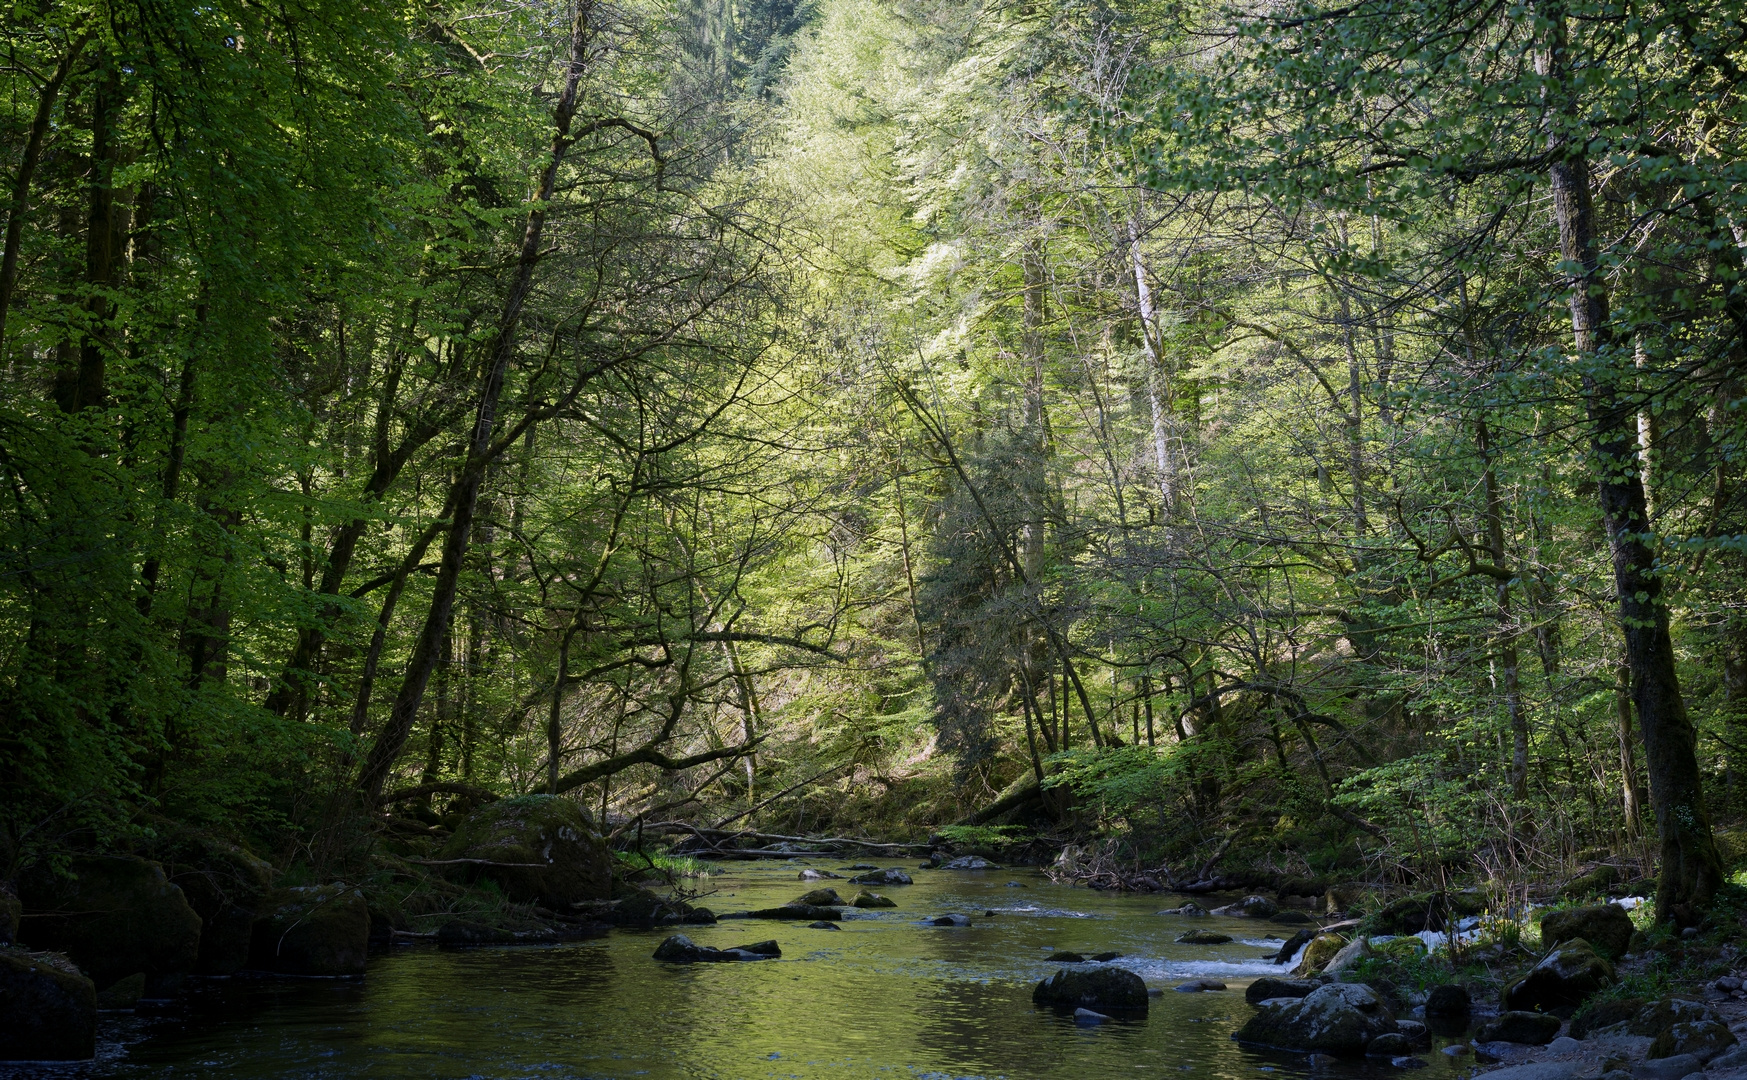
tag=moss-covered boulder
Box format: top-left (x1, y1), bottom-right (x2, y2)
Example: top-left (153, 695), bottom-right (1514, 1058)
top-left (609, 884), bottom-right (715, 927)
top-left (1571, 996), bottom-right (1644, 1038)
top-left (1232, 982), bottom-right (1397, 1056)
top-left (17, 855), bottom-right (202, 990)
top-left (1632, 999), bottom-right (1737, 1062)
top-left (436, 795), bottom-right (610, 908)
top-left (851, 891), bottom-right (896, 908)
top-left (1292, 933), bottom-right (1348, 976)
top-left (793, 888), bottom-right (842, 907)
top-left (0, 950), bottom-right (96, 1061)
top-left (1246, 977), bottom-right (1317, 1005)
top-left (149, 826), bottom-right (275, 976)
top-left (1503, 938), bottom-right (1614, 1013)
top-left (0, 889), bottom-right (18, 945)
top-left (1177, 929), bottom-right (1233, 944)
top-left (248, 884), bottom-right (369, 976)
top-left (1213, 895), bottom-right (1278, 918)
top-left (1477, 1011), bottom-right (1561, 1045)
top-left (1033, 966), bottom-right (1149, 1011)
top-left (1540, 904), bottom-right (1634, 960)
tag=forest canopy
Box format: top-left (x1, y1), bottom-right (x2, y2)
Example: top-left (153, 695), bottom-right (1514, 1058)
top-left (4, 0), bottom-right (1747, 921)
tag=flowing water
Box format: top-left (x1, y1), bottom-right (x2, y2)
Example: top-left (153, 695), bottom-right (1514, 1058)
top-left (2, 861), bottom-right (1468, 1080)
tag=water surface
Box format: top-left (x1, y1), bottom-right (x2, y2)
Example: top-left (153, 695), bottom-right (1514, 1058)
top-left (3, 861), bottom-right (1459, 1080)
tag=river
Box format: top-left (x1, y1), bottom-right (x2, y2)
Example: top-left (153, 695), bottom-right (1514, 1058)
top-left (1, 860), bottom-right (1461, 1080)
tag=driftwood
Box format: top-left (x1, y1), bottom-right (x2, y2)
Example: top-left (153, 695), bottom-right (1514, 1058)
top-left (954, 778), bottom-right (1043, 827)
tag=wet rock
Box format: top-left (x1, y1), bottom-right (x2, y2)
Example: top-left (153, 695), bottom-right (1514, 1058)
top-left (841, 864), bottom-right (878, 871)
top-left (651, 934), bottom-right (780, 962)
top-left (792, 888), bottom-right (842, 907)
top-left (931, 914), bottom-right (972, 926)
top-left (1213, 895), bottom-right (1279, 918)
top-left (941, 856), bottom-right (998, 870)
top-left (1271, 911), bottom-right (1315, 925)
top-left (797, 869), bottom-right (842, 880)
top-left (0, 950), bottom-right (96, 1061)
top-left (1323, 935), bottom-right (1374, 974)
top-left (724, 905), bottom-right (840, 920)
top-left (1232, 982), bottom-right (1397, 1056)
top-left (1477, 1011), bottom-right (1562, 1045)
top-left (96, 971), bottom-right (145, 1011)
top-left (1006, 881), bottom-right (1026, 888)
top-left (1478, 1065), bottom-right (1583, 1080)
top-left (1275, 929), bottom-right (1315, 964)
top-left (1572, 997), bottom-right (1644, 1038)
top-left (1292, 933), bottom-right (1348, 976)
top-left (848, 868), bottom-right (913, 886)
top-left (1391, 1056), bottom-right (1429, 1069)
top-left (1541, 904), bottom-right (1635, 960)
top-left (1395, 1020), bottom-right (1430, 1049)
top-left (1707, 1046), bottom-right (1747, 1072)
top-left (1033, 965), bottom-right (1150, 1011)
top-left (1074, 1006), bottom-right (1114, 1024)
top-left (248, 884), bottom-right (369, 976)
top-left (1503, 938), bottom-right (1614, 1013)
top-left (148, 824), bottom-right (276, 976)
top-left (1367, 1033), bottom-right (1414, 1056)
top-left (1644, 1001), bottom-right (1735, 1063)
top-left (1156, 901), bottom-right (1208, 916)
top-left (1091, 951), bottom-right (1121, 962)
top-left (1442, 1045), bottom-right (1472, 1057)
top-left (609, 884), bottom-right (716, 927)
top-left (1425, 984), bottom-right (1471, 1016)
top-left (434, 795), bottom-right (610, 907)
top-left (851, 892), bottom-right (896, 909)
top-left (1046, 951), bottom-right (1086, 962)
top-left (1177, 930), bottom-right (1233, 945)
top-left (1631, 1053), bottom-right (1701, 1080)
top-left (1246, 977), bottom-right (1317, 1005)
top-left (18, 855), bottom-right (202, 990)
top-left (807, 921), bottom-right (839, 930)
top-left (1177, 979), bottom-right (1227, 992)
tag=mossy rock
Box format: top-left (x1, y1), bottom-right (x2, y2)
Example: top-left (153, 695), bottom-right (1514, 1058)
top-left (1033, 966), bottom-right (1149, 1011)
top-left (248, 884), bottom-right (369, 976)
top-left (1375, 936), bottom-right (1428, 959)
top-left (1540, 904), bottom-right (1634, 960)
top-left (851, 891), bottom-right (896, 908)
top-left (1503, 938), bottom-right (1614, 1013)
top-left (1293, 933), bottom-right (1348, 975)
top-left (17, 855), bottom-right (202, 990)
top-left (436, 795), bottom-right (610, 907)
top-left (146, 824), bottom-right (275, 975)
top-left (1571, 996), bottom-right (1644, 1039)
top-left (0, 949), bottom-right (96, 1061)
top-left (793, 888), bottom-right (842, 907)
top-left (1177, 929), bottom-right (1233, 945)
top-left (609, 883), bottom-right (714, 927)
top-left (1560, 864), bottom-right (1622, 899)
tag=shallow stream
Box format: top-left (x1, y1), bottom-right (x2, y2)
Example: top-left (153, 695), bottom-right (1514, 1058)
top-left (2, 861), bottom-right (1476, 1080)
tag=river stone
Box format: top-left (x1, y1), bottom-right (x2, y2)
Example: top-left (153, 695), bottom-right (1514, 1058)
top-left (1177, 979), bottom-right (1227, 992)
top-left (149, 827), bottom-right (275, 976)
top-left (942, 856), bottom-right (998, 870)
top-left (1033, 965), bottom-right (1150, 1011)
top-left (792, 888), bottom-right (842, 906)
top-left (1504, 938), bottom-right (1614, 1012)
top-left (1631, 998), bottom-right (1724, 1040)
top-left (248, 884), bottom-right (369, 976)
top-left (1477, 1011), bottom-right (1562, 1045)
top-left (1395, 1019), bottom-right (1430, 1049)
top-left (1632, 1054), bottom-right (1702, 1080)
top-left (1477, 1064), bottom-right (1584, 1080)
top-left (1542, 904), bottom-right (1635, 960)
top-left (1275, 929), bottom-right (1315, 964)
top-left (435, 795), bottom-right (610, 907)
top-left (797, 869), bottom-right (842, 880)
top-left (1157, 901), bottom-right (1208, 916)
top-left (932, 914), bottom-right (972, 926)
top-left (18, 855), bottom-right (202, 991)
top-left (1091, 951), bottom-right (1121, 962)
top-left (807, 921), bottom-right (839, 930)
top-left (1047, 951), bottom-right (1087, 962)
top-left (1074, 1006), bottom-right (1113, 1024)
top-left (851, 892), bottom-right (896, 908)
top-left (848, 868), bottom-right (913, 886)
top-left (651, 934), bottom-right (780, 962)
top-left (96, 971), bottom-right (145, 1010)
top-left (610, 884), bottom-right (715, 927)
top-left (1368, 1032), bottom-right (1414, 1056)
top-left (1271, 911), bottom-right (1315, 925)
top-left (1426, 984), bottom-right (1471, 1016)
top-left (1649, 1018), bottom-right (1735, 1062)
top-left (1324, 935), bottom-right (1374, 974)
top-left (1231, 982), bottom-right (1397, 1056)
top-left (1392, 1056), bottom-right (1430, 1069)
top-left (0, 950), bottom-right (96, 1061)
top-left (1293, 933), bottom-right (1348, 975)
top-left (1178, 929), bottom-right (1233, 944)
top-left (1213, 895), bottom-right (1279, 918)
top-left (724, 904), bottom-right (841, 920)
top-left (1247, 977), bottom-right (1318, 1005)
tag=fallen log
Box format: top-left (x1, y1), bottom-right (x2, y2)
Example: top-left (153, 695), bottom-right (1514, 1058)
top-left (954, 777), bottom-right (1043, 826)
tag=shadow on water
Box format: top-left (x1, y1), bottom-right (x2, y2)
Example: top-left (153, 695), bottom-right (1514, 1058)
top-left (0, 863), bottom-right (1479, 1080)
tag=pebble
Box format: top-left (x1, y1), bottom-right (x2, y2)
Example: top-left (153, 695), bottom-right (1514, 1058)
top-left (1547, 1037), bottom-right (1582, 1053)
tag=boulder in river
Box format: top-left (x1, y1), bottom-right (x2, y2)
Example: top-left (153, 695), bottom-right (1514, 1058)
top-left (1246, 977), bottom-right (1317, 1005)
top-left (1177, 929), bottom-right (1233, 945)
top-left (434, 795), bottom-right (610, 907)
top-left (942, 856), bottom-right (998, 870)
top-left (1156, 901), bottom-right (1208, 916)
top-left (1212, 895), bottom-right (1279, 918)
top-left (1074, 1007), bottom-right (1114, 1024)
top-left (1476, 1011), bottom-right (1562, 1045)
top-left (1046, 951), bottom-right (1086, 962)
top-left (1033, 965), bottom-right (1150, 1011)
top-left (1274, 929), bottom-right (1315, 964)
top-left (1502, 938), bottom-right (1613, 1013)
top-left (0, 950), bottom-right (96, 1062)
top-left (798, 869), bottom-right (842, 880)
top-left (848, 868), bottom-right (913, 886)
top-left (609, 884), bottom-right (715, 927)
top-left (792, 888), bottom-right (842, 906)
top-left (1091, 951), bottom-right (1121, 962)
top-left (144, 822), bottom-right (276, 976)
top-left (248, 884), bottom-right (369, 976)
top-left (851, 891), bottom-right (896, 908)
top-left (1323, 935), bottom-right (1373, 974)
top-left (651, 934), bottom-right (780, 962)
top-left (807, 921), bottom-right (839, 930)
top-left (1292, 933), bottom-right (1348, 975)
top-left (722, 904), bottom-right (840, 921)
top-left (1540, 904), bottom-right (1634, 960)
top-left (1231, 982), bottom-right (1397, 1056)
top-left (931, 914), bottom-right (972, 926)
top-left (17, 855), bottom-right (202, 990)
top-left (1177, 979), bottom-right (1227, 992)
top-left (1570, 996), bottom-right (1643, 1038)
top-left (1425, 984), bottom-right (1471, 1016)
